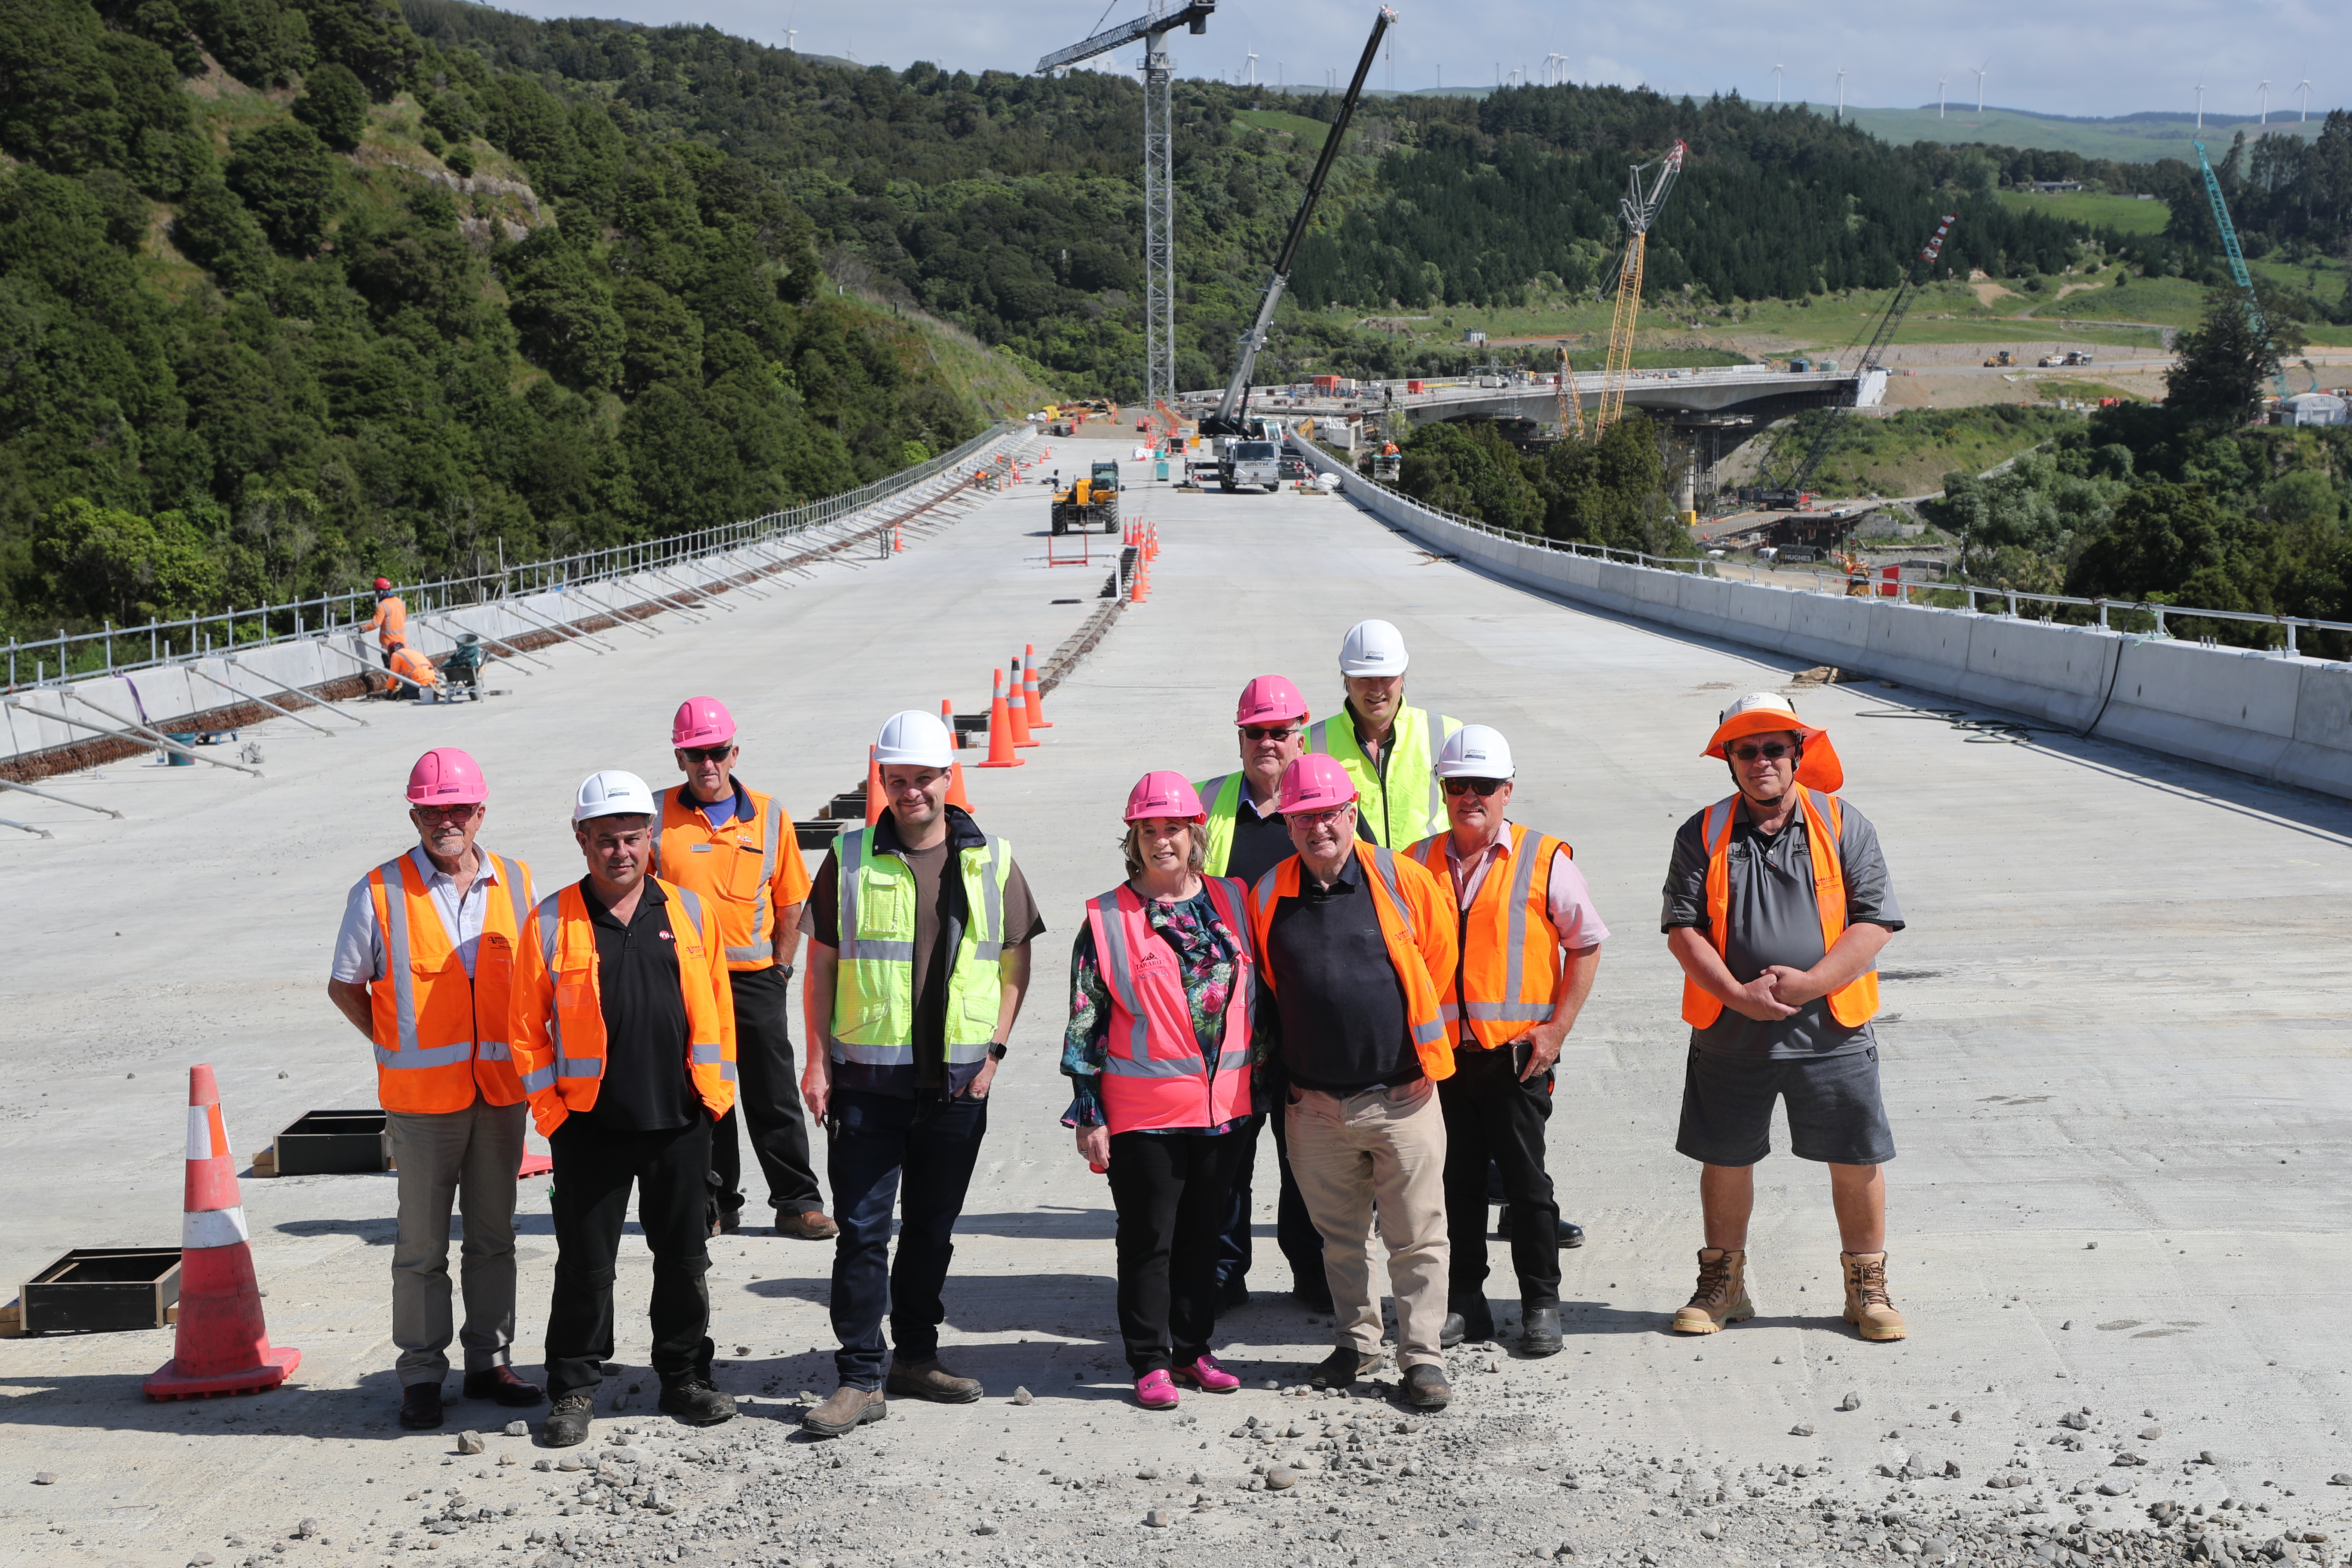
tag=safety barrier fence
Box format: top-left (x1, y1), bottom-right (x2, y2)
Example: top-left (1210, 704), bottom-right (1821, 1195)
top-left (1291, 436), bottom-right (2352, 803)
top-left (3, 422), bottom-right (1026, 695)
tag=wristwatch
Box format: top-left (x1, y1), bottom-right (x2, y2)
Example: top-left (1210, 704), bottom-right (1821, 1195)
top-left (986, 1041), bottom-right (1009, 1060)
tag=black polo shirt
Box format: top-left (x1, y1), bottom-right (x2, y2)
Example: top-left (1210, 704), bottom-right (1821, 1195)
top-left (1262, 854), bottom-right (1416, 1095)
top-left (577, 877), bottom-right (698, 1132)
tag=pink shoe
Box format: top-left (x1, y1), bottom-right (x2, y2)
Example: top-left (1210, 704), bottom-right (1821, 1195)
top-left (1171, 1354), bottom-right (1240, 1393)
top-left (1134, 1369), bottom-right (1179, 1409)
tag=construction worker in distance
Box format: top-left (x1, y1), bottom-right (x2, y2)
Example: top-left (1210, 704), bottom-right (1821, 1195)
top-left (1305, 619), bottom-right (1462, 848)
top-left (1194, 674), bottom-right (1360, 1315)
top-left (1403, 725), bottom-right (1608, 1359)
top-left (359, 577), bottom-right (408, 692)
top-left (658, 697), bottom-right (835, 1244)
top-left (511, 770), bottom-right (741, 1448)
top-left (326, 748), bottom-right (543, 1432)
top-left (1660, 693), bottom-right (1908, 1342)
top-left (387, 644), bottom-right (438, 699)
top-left (1247, 753), bottom-right (1459, 1410)
top-left (798, 710), bottom-right (1045, 1438)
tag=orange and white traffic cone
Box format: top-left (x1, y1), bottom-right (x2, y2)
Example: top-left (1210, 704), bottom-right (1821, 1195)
top-left (1007, 656), bottom-right (1037, 747)
top-left (977, 669), bottom-right (1023, 769)
top-left (145, 1065), bottom-right (300, 1400)
top-left (893, 525), bottom-right (905, 553)
top-left (1130, 557), bottom-right (1151, 604)
top-left (1022, 645), bottom-right (1050, 728)
top-left (940, 698), bottom-right (959, 748)
top-left (941, 699), bottom-right (974, 808)
top-left (864, 744), bottom-right (884, 827)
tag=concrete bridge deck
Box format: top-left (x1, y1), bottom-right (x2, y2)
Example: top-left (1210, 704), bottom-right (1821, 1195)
top-left (0, 462), bottom-right (2347, 1568)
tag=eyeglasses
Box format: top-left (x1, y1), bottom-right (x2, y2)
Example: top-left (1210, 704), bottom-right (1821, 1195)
top-left (680, 744), bottom-right (735, 763)
top-left (1442, 777), bottom-right (1506, 797)
top-left (1286, 806), bottom-right (1351, 827)
top-left (410, 803), bottom-right (481, 821)
top-left (1729, 742), bottom-right (1795, 762)
top-left (1241, 725), bottom-right (1300, 742)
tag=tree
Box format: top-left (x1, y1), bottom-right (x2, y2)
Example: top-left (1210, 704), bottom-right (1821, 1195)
top-left (292, 62), bottom-right (368, 152)
top-left (170, 178), bottom-right (271, 289)
top-left (1536, 412), bottom-right (1680, 555)
top-left (2067, 481), bottom-right (2226, 601)
top-left (225, 120), bottom-right (337, 254)
top-left (302, 0), bottom-right (420, 101)
top-left (2164, 288), bottom-right (2306, 425)
top-left (33, 495), bottom-right (226, 622)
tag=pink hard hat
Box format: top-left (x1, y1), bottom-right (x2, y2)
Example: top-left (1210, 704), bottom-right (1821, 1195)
top-left (671, 696), bottom-right (736, 748)
top-left (406, 747), bottom-right (487, 806)
top-left (1234, 674), bottom-right (1309, 728)
top-left (1277, 753), bottom-right (1358, 816)
top-left (1124, 770), bottom-right (1206, 824)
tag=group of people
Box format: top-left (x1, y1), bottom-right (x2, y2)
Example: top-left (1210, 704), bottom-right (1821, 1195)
top-left (327, 616), bottom-right (1909, 1449)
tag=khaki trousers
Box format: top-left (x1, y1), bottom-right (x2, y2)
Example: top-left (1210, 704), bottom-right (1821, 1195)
top-left (385, 1097), bottom-right (527, 1387)
top-left (1284, 1077), bottom-right (1451, 1370)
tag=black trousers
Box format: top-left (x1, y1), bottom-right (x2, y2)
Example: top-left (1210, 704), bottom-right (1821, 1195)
top-left (1109, 1130), bottom-right (1250, 1376)
top-left (709, 965), bottom-right (822, 1218)
top-left (544, 1114), bottom-right (714, 1402)
top-left (1216, 1106), bottom-right (1326, 1295)
top-left (1438, 1044), bottom-right (1561, 1314)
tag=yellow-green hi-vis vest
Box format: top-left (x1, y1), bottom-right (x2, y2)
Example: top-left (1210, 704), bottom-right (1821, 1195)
top-left (1196, 772), bottom-right (1249, 877)
top-left (830, 824), bottom-right (1013, 1066)
top-left (1305, 704), bottom-right (1463, 848)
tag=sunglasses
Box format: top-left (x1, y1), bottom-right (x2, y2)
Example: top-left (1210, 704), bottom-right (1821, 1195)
top-left (680, 744), bottom-right (735, 763)
top-left (410, 803), bottom-right (481, 821)
top-left (1241, 725), bottom-right (1300, 741)
top-left (1729, 742), bottom-right (1795, 762)
top-left (1442, 777), bottom-right (1506, 797)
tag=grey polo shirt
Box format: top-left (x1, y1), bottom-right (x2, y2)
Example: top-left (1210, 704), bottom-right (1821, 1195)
top-left (1660, 794), bottom-right (1903, 1060)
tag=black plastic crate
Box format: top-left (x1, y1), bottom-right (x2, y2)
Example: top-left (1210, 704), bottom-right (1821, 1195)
top-left (794, 819), bottom-right (847, 852)
top-left (273, 1109), bottom-right (390, 1175)
top-left (20, 1248), bottom-right (181, 1335)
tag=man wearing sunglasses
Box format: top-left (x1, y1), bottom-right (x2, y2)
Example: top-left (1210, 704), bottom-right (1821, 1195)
top-left (1405, 725), bottom-right (1608, 1358)
top-left (658, 697), bottom-right (833, 1243)
top-left (1304, 619), bottom-right (1463, 849)
top-left (1661, 692), bottom-right (1907, 1342)
top-left (328, 748), bottom-right (543, 1430)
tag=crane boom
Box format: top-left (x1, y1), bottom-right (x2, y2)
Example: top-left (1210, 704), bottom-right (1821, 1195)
top-left (1592, 142), bottom-right (1684, 435)
top-left (2192, 139), bottom-right (2288, 401)
top-left (1202, 6), bottom-right (1396, 438)
top-left (1035, 0), bottom-right (1216, 74)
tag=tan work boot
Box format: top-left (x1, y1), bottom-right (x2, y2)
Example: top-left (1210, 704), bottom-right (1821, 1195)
top-left (800, 1384), bottom-right (886, 1438)
top-left (1841, 1250), bottom-right (1908, 1341)
top-left (885, 1357), bottom-right (983, 1404)
top-left (1671, 1247), bottom-right (1754, 1334)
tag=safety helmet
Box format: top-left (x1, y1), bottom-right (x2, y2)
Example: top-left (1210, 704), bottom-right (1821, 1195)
top-left (671, 696), bottom-right (736, 749)
top-left (1276, 753), bottom-right (1359, 816)
top-left (406, 747), bottom-right (486, 805)
top-left (1703, 692), bottom-right (1842, 792)
top-left (572, 769), bottom-right (657, 823)
top-left (873, 709), bottom-right (955, 769)
top-left (1124, 771), bottom-right (1206, 824)
top-left (1434, 723), bottom-right (1514, 779)
top-left (1338, 618), bottom-right (1409, 677)
top-left (374, 577), bottom-right (392, 594)
top-left (1234, 674), bottom-right (1309, 728)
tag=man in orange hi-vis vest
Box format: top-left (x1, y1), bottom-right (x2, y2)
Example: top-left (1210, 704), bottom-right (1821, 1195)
top-left (359, 576), bottom-right (407, 691)
top-left (1660, 692), bottom-right (1908, 1343)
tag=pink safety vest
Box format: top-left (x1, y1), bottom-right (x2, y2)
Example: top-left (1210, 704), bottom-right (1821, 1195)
top-left (1084, 877), bottom-right (1256, 1134)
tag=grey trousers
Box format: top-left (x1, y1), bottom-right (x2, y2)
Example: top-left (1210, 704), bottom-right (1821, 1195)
top-left (385, 1098), bottom-right (528, 1387)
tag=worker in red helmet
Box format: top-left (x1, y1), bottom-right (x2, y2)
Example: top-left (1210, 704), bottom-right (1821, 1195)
top-left (358, 578), bottom-right (409, 694)
top-left (328, 749), bottom-right (544, 1431)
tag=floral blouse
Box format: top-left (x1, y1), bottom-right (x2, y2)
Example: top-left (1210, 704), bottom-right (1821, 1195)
top-left (1060, 885), bottom-right (1247, 1133)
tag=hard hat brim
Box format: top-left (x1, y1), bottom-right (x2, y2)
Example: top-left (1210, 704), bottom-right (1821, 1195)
top-left (1704, 715), bottom-right (1844, 793)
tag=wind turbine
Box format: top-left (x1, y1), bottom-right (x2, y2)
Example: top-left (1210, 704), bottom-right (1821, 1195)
top-left (1938, 76), bottom-right (1947, 119)
top-left (2298, 79), bottom-right (2313, 121)
top-left (1973, 62), bottom-right (1987, 115)
top-left (2257, 79), bottom-right (2269, 126)
top-left (785, 28), bottom-right (796, 51)
top-left (1772, 63), bottom-right (1784, 104)
top-left (1836, 65), bottom-right (1846, 122)
top-left (1245, 48), bottom-right (1257, 87)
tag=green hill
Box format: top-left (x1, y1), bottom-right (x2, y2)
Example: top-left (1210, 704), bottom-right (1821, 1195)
top-left (1826, 103), bottom-right (2330, 164)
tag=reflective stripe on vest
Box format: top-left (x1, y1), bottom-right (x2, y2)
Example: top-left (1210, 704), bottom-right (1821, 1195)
top-left (533, 889), bottom-right (603, 1089)
top-left (726, 796), bottom-right (785, 965)
top-left (1679, 788), bottom-right (1880, 1030)
top-left (1089, 878), bottom-right (1256, 1133)
top-left (831, 826), bottom-right (1012, 1067)
top-left (1364, 846), bottom-right (1447, 1051)
top-left (521, 880), bottom-right (738, 1107)
top-left (369, 850), bottom-right (533, 1102)
top-left (1406, 824), bottom-right (1571, 1045)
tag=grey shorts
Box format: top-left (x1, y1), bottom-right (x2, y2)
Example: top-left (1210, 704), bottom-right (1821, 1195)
top-left (1675, 1045), bottom-right (1895, 1167)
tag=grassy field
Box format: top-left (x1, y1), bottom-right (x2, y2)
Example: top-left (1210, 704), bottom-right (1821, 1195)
top-left (1997, 190), bottom-right (2170, 234)
top-left (1234, 108), bottom-right (1332, 149)
top-left (1760, 405), bottom-right (2082, 499)
top-left (1830, 103), bottom-right (2327, 165)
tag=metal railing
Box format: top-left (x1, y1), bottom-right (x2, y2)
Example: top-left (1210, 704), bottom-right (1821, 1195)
top-left (4, 423), bottom-right (1029, 694)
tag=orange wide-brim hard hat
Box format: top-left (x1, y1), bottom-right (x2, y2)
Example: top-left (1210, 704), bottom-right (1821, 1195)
top-left (1702, 692), bottom-right (1844, 792)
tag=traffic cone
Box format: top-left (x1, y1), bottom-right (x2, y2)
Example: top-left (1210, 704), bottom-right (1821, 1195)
top-left (145, 1065), bottom-right (300, 1400)
top-left (977, 668), bottom-right (1023, 768)
top-left (940, 698), bottom-right (959, 749)
top-left (864, 744), bottom-right (884, 827)
top-left (1007, 656), bottom-right (1037, 747)
top-left (1130, 556), bottom-right (1151, 604)
top-left (941, 699), bottom-right (973, 808)
top-left (1022, 645), bottom-right (1050, 728)
top-left (893, 525), bottom-right (905, 553)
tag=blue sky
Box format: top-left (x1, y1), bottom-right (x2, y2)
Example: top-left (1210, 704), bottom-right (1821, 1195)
top-left (492, 0), bottom-right (2346, 122)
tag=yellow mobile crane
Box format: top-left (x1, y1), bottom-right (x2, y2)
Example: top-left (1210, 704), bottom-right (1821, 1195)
top-left (1593, 141), bottom-right (1686, 435)
top-left (1556, 347), bottom-right (1586, 441)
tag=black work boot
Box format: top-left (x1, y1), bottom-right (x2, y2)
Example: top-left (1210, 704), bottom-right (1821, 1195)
top-left (542, 1393), bottom-right (593, 1447)
top-left (1517, 1305), bottom-right (1563, 1357)
top-left (659, 1376), bottom-right (736, 1426)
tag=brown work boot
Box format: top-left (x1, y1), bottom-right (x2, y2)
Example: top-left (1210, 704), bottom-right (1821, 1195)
top-left (1840, 1251), bottom-right (1908, 1341)
top-left (800, 1385), bottom-right (886, 1438)
top-left (1670, 1247), bottom-right (1755, 1334)
top-left (885, 1356), bottom-right (983, 1403)
top-left (772, 1209), bottom-right (840, 1240)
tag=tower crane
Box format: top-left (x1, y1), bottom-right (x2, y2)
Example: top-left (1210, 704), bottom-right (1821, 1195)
top-left (1592, 141), bottom-right (1685, 435)
top-left (2191, 140), bottom-right (2288, 403)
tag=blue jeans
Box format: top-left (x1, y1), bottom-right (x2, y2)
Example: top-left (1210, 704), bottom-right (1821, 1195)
top-left (826, 1089), bottom-right (989, 1389)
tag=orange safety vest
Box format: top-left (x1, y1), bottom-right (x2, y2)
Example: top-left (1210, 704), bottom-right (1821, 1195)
top-left (364, 849), bottom-right (536, 1114)
top-left (656, 785), bottom-right (808, 971)
top-left (511, 878), bottom-right (738, 1137)
top-left (1404, 822), bottom-right (1574, 1051)
top-left (364, 595), bottom-right (408, 649)
top-left (1246, 841), bottom-right (1458, 1082)
top-left (389, 645), bottom-right (437, 687)
top-left (1084, 878), bottom-right (1256, 1134)
top-left (1680, 787), bottom-right (1881, 1030)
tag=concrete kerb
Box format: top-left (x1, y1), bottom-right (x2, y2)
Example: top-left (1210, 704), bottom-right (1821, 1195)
top-left (1288, 433), bottom-right (2352, 804)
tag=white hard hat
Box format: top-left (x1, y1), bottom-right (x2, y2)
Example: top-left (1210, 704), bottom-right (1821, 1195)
top-left (573, 769), bottom-right (657, 823)
top-left (1435, 723), bottom-right (1514, 779)
top-left (873, 709), bottom-right (955, 769)
top-left (1338, 618), bottom-right (1409, 677)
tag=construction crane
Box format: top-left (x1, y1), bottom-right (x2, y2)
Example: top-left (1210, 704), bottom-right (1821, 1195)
top-left (1036, 2), bottom-right (1218, 418)
top-left (1592, 141), bottom-right (1685, 434)
top-left (1200, 6), bottom-right (1396, 440)
top-left (2191, 139), bottom-right (2288, 403)
top-left (1556, 347), bottom-right (1586, 441)
top-left (1755, 213), bottom-right (1958, 508)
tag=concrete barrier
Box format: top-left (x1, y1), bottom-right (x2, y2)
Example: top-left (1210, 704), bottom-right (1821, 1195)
top-left (1292, 438), bottom-right (2352, 803)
